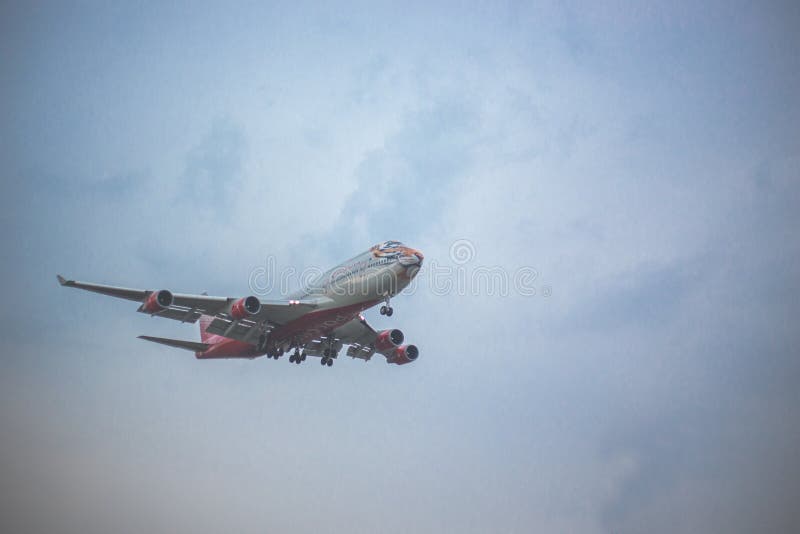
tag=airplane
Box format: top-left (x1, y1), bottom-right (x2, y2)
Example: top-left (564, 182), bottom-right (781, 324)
top-left (57, 240), bottom-right (424, 367)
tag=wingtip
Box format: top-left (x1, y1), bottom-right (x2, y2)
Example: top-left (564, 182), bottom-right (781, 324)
top-left (56, 274), bottom-right (77, 287)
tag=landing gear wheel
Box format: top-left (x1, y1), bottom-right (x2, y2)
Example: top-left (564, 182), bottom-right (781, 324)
top-left (380, 305), bottom-right (387, 315)
top-left (289, 354), bottom-right (296, 363)
top-left (385, 307), bottom-right (393, 316)
top-left (327, 358), bottom-right (333, 367)
top-left (321, 357), bottom-right (328, 366)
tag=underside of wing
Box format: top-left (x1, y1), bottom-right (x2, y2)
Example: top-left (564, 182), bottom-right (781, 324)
top-left (331, 316), bottom-right (416, 364)
top-left (57, 275), bottom-right (227, 319)
top-left (332, 316), bottom-right (379, 359)
top-left (58, 274), bottom-right (331, 344)
top-left (57, 275), bottom-right (149, 301)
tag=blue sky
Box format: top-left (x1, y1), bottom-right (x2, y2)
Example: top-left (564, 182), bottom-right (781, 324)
top-left (2, 2), bottom-right (799, 532)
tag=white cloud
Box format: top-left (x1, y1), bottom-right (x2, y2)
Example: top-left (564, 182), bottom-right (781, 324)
top-left (2, 2), bottom-right (799, 533)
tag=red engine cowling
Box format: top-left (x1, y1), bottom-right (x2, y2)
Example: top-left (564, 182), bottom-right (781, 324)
top-left (230, 296), bottom-right (262, 320)
top-left (391, 344), bottom-right (419, 365)
top-left (141, 290), bottom-right (173, 313)
top-left (374, 329), bottom-right (404, 352)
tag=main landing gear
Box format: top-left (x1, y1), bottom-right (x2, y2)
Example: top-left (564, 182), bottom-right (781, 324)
top-left (379, 295), bottom-right (394, 316)
top-left (320, 338), bottom-right (336, 367)
top-left (289, 348), bottom-right (306, 365)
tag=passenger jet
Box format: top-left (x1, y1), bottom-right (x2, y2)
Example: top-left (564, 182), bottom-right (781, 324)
top-left (58, 241), bottom-right (423, 367)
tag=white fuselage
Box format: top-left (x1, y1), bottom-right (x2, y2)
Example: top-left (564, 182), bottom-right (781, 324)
top-left (291, 241), bottom-right (424, 310)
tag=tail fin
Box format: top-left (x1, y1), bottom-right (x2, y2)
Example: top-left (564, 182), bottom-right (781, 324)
top-left (199, 314), bottom-right (214, 342)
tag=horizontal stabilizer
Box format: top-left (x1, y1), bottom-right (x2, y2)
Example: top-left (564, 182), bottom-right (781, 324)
top-left (138, 335), bottom-right (210, 353)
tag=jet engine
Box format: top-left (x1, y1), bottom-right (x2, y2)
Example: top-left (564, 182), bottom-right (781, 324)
top-left (141, 290), bottom-right (173, 313)
top-left (391, 344), bottom-right (419, 365)
top-left (374, 329), bottom-right (404, 352)
top-left (230, 296), bottom-right (262, 320)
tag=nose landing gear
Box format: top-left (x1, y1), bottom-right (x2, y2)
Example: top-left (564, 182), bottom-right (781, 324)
top-left (379, 295), bottom-right (394, 316)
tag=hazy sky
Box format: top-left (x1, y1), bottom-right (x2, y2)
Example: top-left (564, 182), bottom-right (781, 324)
top-left (1, 2), bottom-right (799, 533)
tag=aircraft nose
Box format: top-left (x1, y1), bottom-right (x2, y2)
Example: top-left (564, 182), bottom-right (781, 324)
top-left (398, 247), bottom-right (424, 269)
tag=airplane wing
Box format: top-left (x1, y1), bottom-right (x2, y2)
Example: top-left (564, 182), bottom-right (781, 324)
top-left (334, 315), bottom-right (380, 349)
top-left (326, 315), bottom-right (417, 364)
top-left (57, 275), bottom-right (328, 344)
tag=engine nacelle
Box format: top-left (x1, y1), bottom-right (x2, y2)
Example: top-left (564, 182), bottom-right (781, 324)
top-left (374, 329), bottom-right (404, 352)
top-left (141, 290), bottom-right (173, 314)
top-left (230, 296), bottom-right (262, 320)
top-left (391, 344), bottom-right (419, 365)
